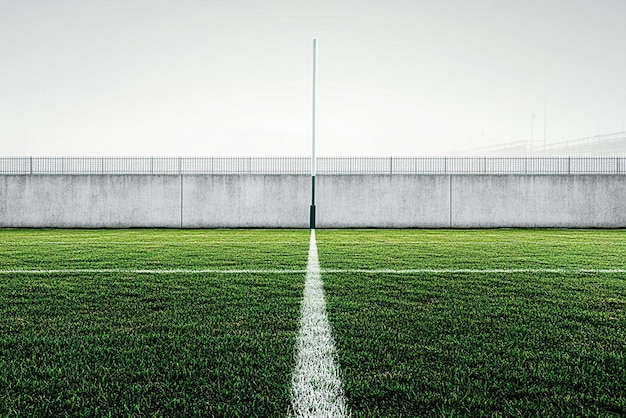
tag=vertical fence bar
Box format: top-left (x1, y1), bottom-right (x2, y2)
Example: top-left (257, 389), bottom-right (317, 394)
top-left (568, 157), bottom-right (571, 175)
top-left (524, 157), bottom-right (527, 175)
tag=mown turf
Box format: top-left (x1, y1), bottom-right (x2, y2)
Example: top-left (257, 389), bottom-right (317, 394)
top-left (316, 228), bottom-right (626, 270)
top-left (0, 229), bottom-right (308, 417)
top-left (317, 229), bottom-right (626, 417)
top-left (0, 229), bottom-right (309, 270)
top-left (3, 228), bottom-right (626, 417)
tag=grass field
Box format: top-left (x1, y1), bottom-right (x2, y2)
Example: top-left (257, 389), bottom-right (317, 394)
top-left (0, 229), bottom-right (309, 417)
top-left (317, 229), bottom-right (626, 417)
top-left (1, 228), bottom-right (626, 417)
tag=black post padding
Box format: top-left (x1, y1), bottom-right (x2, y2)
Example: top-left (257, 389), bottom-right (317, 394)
top-left (310, 205), bottom-right (316, 229)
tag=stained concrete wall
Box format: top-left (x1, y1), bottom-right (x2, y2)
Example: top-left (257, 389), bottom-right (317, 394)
top-left (0, 175), bottom-right (182, 228)
top-left (1, 174), bottom-right (625, 228)
top-left (316, 175), bottom-right (451, 228)
top-left (182, 175), bottom-right (309, 228)
top-left (316, 175), bottom-right (626, 228)
top-left (451, 175), bottom-right (626, 228)
top-left (0, 175), bottom-right (310, 228)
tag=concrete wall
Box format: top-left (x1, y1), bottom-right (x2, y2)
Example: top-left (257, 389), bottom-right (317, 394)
top-left (316, 175), bottom-right (451, 228)
top-left (0, 175), bottom-right (310, 228)
top-left (182, 175), bottom-right (309, 228)
top-left (451, 175), bottom-right (626, 228)
top-left (317, 175), bottom-right (626, 228)
top-left (1, 174), bottom-right (625, 228)
top-left (0, 175), bottom-right (182, 228)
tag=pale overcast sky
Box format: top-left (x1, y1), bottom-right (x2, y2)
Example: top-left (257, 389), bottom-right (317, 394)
top-left (1, 0), bottom-right (625, 156)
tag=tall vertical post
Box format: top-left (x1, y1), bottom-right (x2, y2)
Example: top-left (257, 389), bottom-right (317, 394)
top-left (529, 113), bottom-right (535, 154)
top-left (310, 38), bottom-right (317, 229)
top-left (543, 94), bottom-right (548, 155)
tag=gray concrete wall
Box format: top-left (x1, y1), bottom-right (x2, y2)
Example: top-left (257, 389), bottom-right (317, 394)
top-left (182, 175), bottom-right (309, 228)
top-left (0, 175), bottom-right (182, 228)
top-left (0, 175), bottom-right (310, 228)
top-left (451, 175), bottom-right (626, 227)
top-left (1, 174), bottom-right (625, 228)
top-left (316, 175), bottom-right (451, 228)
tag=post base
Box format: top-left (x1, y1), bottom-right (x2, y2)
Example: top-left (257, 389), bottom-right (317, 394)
top-left (309, 205), bottom-right (316, 229)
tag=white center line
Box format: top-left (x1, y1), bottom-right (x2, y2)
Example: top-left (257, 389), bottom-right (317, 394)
top-left (291, 230), bottom-right (349, 418)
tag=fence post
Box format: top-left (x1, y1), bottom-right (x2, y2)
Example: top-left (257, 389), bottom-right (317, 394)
top-left (568, 157), bottom-right (571, 175)
top-left (29, 157), bottom-right (33, 175)
top-left (524, 157), bottom-right (528, 175)
top-left (390, 156), bottom-right (393, 175)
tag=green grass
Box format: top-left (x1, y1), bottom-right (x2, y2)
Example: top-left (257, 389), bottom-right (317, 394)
top-left (317, 229), bottom-right (626, 417)
top-left (0, 229), bottom-right (308, 417)
top-left (2, 228), bottom-right (626, 417)
top-left (316, 229), bottom-right (626, 270)
top-left (0, 229), bottom-right (309, 270)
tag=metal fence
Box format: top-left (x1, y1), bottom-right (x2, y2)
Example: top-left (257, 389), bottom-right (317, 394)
top-left (1, 156), bottom-right (625, 175)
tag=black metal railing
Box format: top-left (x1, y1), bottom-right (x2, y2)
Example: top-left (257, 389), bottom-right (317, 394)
top-left (0, 156), bottom-right (624, 175)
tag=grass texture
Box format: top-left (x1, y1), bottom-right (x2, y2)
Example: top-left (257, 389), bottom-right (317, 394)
top-left (1, 228), bottom-right (625, 417)
top-left (317, 229), bottom-right (626, 417)
top-left (0, 229), bottom-right (308, 417)
top-left (0, 229), bottom-right (309, 270)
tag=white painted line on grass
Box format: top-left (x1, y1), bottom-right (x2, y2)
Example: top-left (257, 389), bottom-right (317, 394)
top-left (321, 268), bottom-right (626, 274)
top-left (0, 241), bottom-right (304, 246)
top-left (311, 241), bottom-right (626, 245)
top-left (0, 268), bottom-right (307, 274)
top-left (0, 268), bottom-right (625, 275)
top-left (291, 230), bottom-right (349, 418)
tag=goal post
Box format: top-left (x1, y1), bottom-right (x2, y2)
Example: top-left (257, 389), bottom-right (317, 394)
top-left (310, 38), bottom-right (317, 229)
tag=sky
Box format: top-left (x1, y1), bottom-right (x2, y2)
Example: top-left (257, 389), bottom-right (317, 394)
top-left (1, 0), bottom-right (625, 156)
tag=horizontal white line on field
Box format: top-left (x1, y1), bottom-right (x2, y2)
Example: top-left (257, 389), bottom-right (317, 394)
top-left (0, 269), bottom-right (307, 274)
top-left (0, 268), bottom-right (625, 274)
top-left (0, 241), bottom-right (305, 245)
top-left (317, 241), bottom-right (626, 245)
top-left (322, 268), bottom-right (626, 274)
top-left (1, 238), bottom-right (624, 245)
